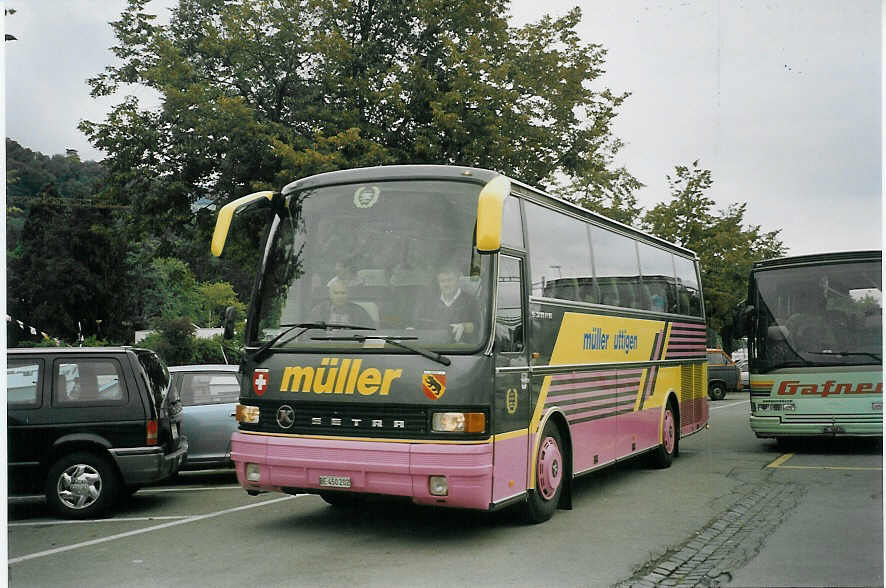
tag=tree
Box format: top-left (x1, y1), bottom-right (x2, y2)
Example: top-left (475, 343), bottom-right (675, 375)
top-left (80, 0), bottom-right (640, 283)
top-left (141, 257), bottom-right (204, 324)
top-left (199, 281), bottom-right (247, 327)
top-left (643, 161), bottom-right (787, 339)
top-left (7, 195), bottom-right (137, 345)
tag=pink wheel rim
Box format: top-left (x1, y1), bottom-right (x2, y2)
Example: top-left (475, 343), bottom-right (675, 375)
top-left (663, 409), bottom-right (676, 454)
top-left (537, 436), bottom-right (562, 500)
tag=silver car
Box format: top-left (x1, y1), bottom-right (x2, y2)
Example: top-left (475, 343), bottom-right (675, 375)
top-left (167, 365), bottom-right (241, 470)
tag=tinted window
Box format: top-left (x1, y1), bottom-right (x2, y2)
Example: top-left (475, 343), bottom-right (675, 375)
top-left (54, 359), bottom-right (126, 405)
top-left (180, 372), bottom-right (241, 406)
top-left (638, 242), bottom-right (678, 313)
top-left (502, 196), bottom-right (524, 248)
top-left (496, 256), bottom-right (524, 352)
top-left (674, 255), bottom-right (703, 316)
top-left (8, 359), bottom-right (42, 406)
top-left (590, 226), bottom-right (642, 310)
top-left (526, 202), bottom-right (592, 302)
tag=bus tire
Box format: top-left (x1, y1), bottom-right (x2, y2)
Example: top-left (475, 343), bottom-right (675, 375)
top-left (708, 382), bottom-right (727, 401)
top-left (524, 422), bottom-right (565, 524)
top-left (650, 400), bottom-right (678, 469)
top-left (45, 451), bottom-right (119, 519)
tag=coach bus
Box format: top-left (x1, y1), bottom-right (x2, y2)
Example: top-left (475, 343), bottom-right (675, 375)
top-left (211, 165), bottom-right (709, 522)
top-left (736, 251), bottom-right (882, 443)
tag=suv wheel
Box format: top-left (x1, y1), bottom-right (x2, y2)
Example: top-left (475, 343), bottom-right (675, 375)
top-left (45, 452), bottom-right (119, 519)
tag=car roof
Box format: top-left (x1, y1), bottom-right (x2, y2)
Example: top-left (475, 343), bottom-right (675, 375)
top-left (8, 346), bottom-right (143, 354)
top-left (167, 364), bottom-right (239, 373)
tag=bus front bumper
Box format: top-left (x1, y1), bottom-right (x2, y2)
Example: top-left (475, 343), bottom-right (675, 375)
top-left (750, 415), bottom-right (883, 438)
top-left (230, 432), bottom-right (494, 509)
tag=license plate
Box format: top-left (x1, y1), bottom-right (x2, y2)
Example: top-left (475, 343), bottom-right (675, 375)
top-left (171, 423), bottom-right (179, 440)
top-left (319, 475), bottom-right (351, 488)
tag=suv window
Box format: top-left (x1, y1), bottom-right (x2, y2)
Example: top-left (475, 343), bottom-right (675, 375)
top-left (180, 372), bottom-right (240, 406)
top-left (707, 351), bottom-right (728, 366)
top-left (53, 358), bottom-right (127, 405)
top-left (8, 359), bottom-right (43, 406)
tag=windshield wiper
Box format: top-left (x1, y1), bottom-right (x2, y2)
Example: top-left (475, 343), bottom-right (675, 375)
top-left (248, 322), bottom-right (375, 363)
top-left (310, 334), bottom-right (451, 366)
top-left (807, 351), bottom-right (882, 362)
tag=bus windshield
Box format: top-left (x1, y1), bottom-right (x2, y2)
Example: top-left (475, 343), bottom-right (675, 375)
top-left (752, 260), bottom-right (882, 371)
top-left (250, 179), bottom-right (492, 352)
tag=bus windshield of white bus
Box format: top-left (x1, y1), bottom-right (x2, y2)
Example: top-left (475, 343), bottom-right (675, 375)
top-left (250, 179), bottom-right (492, 352)
top-left (752, 260), bottom-right (882, 371)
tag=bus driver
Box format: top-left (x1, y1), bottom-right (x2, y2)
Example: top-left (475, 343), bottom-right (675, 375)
top-left (427, 266), bottom-right (478, 342)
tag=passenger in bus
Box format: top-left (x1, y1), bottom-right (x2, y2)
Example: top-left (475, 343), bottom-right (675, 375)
top-left (426, 266), bottom-right (479, 342)
top-left (326, 259), bottom-right (365, 288)
top-left (311, 281), bottom-right (374, 326)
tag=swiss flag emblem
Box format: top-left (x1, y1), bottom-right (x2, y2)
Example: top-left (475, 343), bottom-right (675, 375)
top-left (253, 369), bottom-right (270, 396)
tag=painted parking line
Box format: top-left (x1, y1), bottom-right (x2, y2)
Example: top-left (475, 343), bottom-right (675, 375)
top-left (8, 495), bottom-right (301, 565)
top-left (710, 399), bottom-right (749, 411)
top-left (767, 452), bottom-right (883, 471)
top-left (9, 516), bottom-right (189, 527)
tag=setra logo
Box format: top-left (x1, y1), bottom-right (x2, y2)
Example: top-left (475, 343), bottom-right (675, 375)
top-left (281, 358), bottom-right (402, 396)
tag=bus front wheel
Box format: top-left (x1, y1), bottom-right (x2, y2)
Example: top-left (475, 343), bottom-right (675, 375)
top-left (525, 422), bottom-right (565, 524)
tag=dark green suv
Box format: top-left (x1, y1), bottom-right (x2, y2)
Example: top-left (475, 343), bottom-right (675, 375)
top-left (706, 348), bottom-right (741, 401)
top-left (7, 347), bottom-right (187, 518)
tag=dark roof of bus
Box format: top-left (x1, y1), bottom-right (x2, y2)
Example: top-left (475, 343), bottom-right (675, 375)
top-left (752, 250), bottom-right (882, 271)
top-left (280, 164), bottom-right (697, 259)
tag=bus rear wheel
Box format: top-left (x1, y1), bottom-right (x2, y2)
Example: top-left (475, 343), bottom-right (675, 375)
top-left (650, 400), bottom-right (678, 469)
top-left (524, 422), bottom-right (564, 524)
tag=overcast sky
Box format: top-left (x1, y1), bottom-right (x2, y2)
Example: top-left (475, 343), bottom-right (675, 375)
top-left (3, 0), bottom-right (882, 256)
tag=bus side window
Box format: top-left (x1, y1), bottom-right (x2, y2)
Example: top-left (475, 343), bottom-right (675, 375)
top-left (496, 256), bottom-right (525, 353)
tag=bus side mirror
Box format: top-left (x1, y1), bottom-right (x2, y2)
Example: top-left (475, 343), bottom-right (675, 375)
top-left (734, 305), bottom-right (754, 338)
top-left (211, 190), bottom-right (275, 257)
top-left (476, 176), bottom-right (511, 253)
top-left (223, 306), bottom-right (237, 340)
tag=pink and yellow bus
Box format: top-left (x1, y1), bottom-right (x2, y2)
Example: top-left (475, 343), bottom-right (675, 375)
top-left (212, 165), bottom-right (709, 522)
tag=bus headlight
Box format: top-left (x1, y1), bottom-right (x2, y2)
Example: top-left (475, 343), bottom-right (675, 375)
top-left (236, 404), bottom-right (260, 424)
top-left (432, 412), bottom-right (486, 433)
top-left (758, 401), bottom-right (796, 412)
top-left (429, 476), bottom-right (448, 496)
top-left (246, 463), bottom-right (261, 482)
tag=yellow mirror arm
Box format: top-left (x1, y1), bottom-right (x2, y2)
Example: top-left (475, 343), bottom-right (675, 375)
top-left (211, 191), bottom-right (275, 257)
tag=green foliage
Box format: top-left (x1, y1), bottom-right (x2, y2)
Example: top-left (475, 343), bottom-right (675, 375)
top-left (199, 281), bottom-right (247, 328)
top-left (142, 257), bottom-right (203, 323)
top-left (643, 161), bottom-right (787, 337)
top-left (7, 197), bottom-right (137, 345)
top-left (138, 327), bottom-right (244, 366)
top-left (80, 0), bottom-right (639, 250)
top-left (6, 139), bottom-right (107, 252)
top-left (142, 316), bottom-right (196, 366)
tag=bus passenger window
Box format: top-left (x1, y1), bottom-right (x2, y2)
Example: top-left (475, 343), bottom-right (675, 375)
top-left (496, 256), bottom-right (524, 352)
